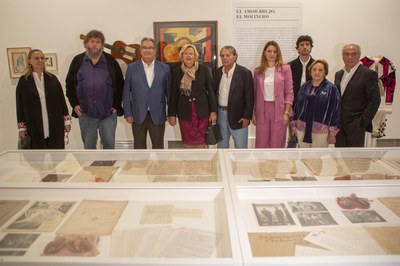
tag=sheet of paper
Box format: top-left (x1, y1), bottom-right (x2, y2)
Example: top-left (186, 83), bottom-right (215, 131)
top-left (181, 160), bottom-right (215, 175)
top-left (303, 158), bottom-right (392, 177)
top-left (6, 201), bottom-right (75, 232)
top-left (304, 230), bottom-right (361, 255)
top-left (54, 161), bottom-right (84, 174)
top-left (119, 160), bottom-right (153, 175)
top-left (148, 160), bottom-right (183, 175)
top-left (378, 197), bottom-right (400, 218)
top-left (248, 231), bottom-right (320, 257)
top-left (139, 204), bottom-right (173, 224)
top-left (0, 233), bottom-right (39, 249)
top-left (234, 160), bottom-right (297, 179)
top-left (0, 200), bottom-right (29, 227)
top-left (69, 166), bottom-right (118, 182)
top-left (173, 208), bottom-right (203, 219)
top-left (153, 227), bottom-right (221, 258)
top-left (295, 245), bottom-right (335, 256)
top-left (323, 227), bottom-right (386, 255)
top-left (57, 200), bottom-right (127, 235)
top-left (364, 226), bottom-right (400, 254)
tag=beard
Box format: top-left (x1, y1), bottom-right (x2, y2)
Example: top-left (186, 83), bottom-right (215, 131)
top-left (87, 47), bottom-right (103, 59)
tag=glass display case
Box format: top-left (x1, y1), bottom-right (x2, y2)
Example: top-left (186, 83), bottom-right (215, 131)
top-left (223, 148), bottom-right (400, 183)
top-left (0, 148), bottom-right (399, 265)
top-left (0, 150), bottom-right (224, 185)
top-left (223, 148), bottom-right (400, 265)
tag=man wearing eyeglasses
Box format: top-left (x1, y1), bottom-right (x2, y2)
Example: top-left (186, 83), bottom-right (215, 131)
top-left (66, 29), bottom-right (124, 149)
top-left (334, 44), bottom-right (381, 147)
top-left (123, 37), bottom-right (171, 149)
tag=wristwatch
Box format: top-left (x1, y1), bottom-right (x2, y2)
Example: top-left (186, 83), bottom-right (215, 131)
top-left (283, 111), bottom-right (290, 116)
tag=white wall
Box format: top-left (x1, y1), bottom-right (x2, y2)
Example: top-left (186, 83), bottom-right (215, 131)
top-left (1, 0), bottom-right (399, 151)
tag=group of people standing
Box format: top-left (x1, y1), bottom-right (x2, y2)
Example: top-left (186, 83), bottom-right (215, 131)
top-left (16, 30), bottom-right (381, 150)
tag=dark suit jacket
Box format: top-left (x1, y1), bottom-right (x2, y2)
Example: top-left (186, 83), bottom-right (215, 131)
top-left (215, 64), bottom-right (254, 129)
top-left (288, 56), bottom-right (314, 106)
top-left (334, 64), bottom-right (381, 133)
top-left (168, 64), bottom-right (217, 120)
top-left (123, 60), bottom-right (171, 125)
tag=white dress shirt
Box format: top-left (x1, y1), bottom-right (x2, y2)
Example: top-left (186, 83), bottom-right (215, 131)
top-left (142, 59), bottom-right (155, 88)
top-left (33, 72), bottom-right (49, 138)
top-left (340, 62), bottom-right (361, 96)
top-left (264, 67), bottom-right (275, 101)
top-left (219, 63), bottom-right (236, 107)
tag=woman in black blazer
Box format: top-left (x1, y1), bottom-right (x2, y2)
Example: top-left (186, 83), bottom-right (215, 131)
top-left (168, 44), bottom-right (217, 148)
top-left (16, 49), bottom-right (71, 149)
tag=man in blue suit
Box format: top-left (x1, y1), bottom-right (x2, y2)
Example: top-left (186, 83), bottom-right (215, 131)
top-left (123, 37), bottom-right (171, 149)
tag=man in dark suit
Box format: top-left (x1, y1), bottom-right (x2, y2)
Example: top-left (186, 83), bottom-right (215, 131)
top-left (215, 46), bottom-right (254, 148)
top-left (334, 44), bottom-right (381, 147)
top-left (123, 37), bottom-right (171, 149)
top-left (288, 35), bottom-right (314, 109)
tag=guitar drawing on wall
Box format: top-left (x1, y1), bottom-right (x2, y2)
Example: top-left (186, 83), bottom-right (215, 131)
top-left (156, 26), bottom-right (213, 63)
top-left (80, 34), bottom-right (141, 64)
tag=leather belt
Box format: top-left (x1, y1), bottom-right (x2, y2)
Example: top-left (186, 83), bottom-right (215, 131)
top-left (219, 106), bottom-right (228, 110)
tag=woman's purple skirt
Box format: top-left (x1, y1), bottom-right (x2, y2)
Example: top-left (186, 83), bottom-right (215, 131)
top-left (179, 102), bottom-right (208, 145)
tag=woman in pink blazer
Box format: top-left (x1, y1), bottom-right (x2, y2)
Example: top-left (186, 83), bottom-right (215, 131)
top-left (253, 41), bottom-right (294, 148)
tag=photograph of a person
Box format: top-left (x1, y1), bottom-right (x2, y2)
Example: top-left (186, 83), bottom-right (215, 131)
top-left (0, 233), bottom-right (39, 249)
top-left (295, 212), bottom-right (338, 226)
top-left (342, 210), bottom-right (386, 224)
top-left (288, 201), bottom-right (338, 226)
top-left (252, 203), bottom-right (295, 226)
top-left (7, 201), bottom-right (75, 231)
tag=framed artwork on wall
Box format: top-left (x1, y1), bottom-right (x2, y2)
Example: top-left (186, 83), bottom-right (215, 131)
top-left (6, 47), bottom-right (31, 79)
top-left (44, 53), bottom-right (58, 72)
top-left (153, 21), bottom-right (218, 74)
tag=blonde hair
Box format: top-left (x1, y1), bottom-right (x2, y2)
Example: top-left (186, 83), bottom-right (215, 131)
top-left (23, 49), bottom-right (51, 78)
top-left (179, 44), bottom-right (199, 61)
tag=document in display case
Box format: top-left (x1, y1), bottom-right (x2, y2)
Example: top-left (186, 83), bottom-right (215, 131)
top-left (224, 148), bottom-right (400, 183)
top-left (0, 150), bottom-right (224, 184)
top-left (0, 187), bottom-right (240, 265)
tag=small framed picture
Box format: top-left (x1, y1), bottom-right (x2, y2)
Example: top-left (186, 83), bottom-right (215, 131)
top-left (44, 53), bottom-right (58, 71)
top-left (6, 47), bottom-right (31, 79)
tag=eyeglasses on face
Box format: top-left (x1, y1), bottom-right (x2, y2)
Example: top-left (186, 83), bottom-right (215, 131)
top-left (141, 46), bottom-right (155, 50)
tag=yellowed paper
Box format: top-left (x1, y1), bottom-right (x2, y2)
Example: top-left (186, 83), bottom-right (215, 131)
top-left (7, 201), bottom-right (75, 232)
top-left (234, 160), bottom-right (297, 180)
top-left (248, 231), bottom-right (321, 257)
top-left (148, 160), bottom-right (183, 175)
top-left (119, 160), bottom-right (153, 175)
top-left (181, 160), bottom-right (215, 175)
top-left (173, 208), bottom-right (203, 219)
top-left (54, 161), bottom-right (84, 174)
top-left (69, 166), bottom-right (118, 182)
top-left (57, 200), bottom-right (127, 235)
top-left (139, 204), bottom-right (173, 224)
top-left (0, 200), bottom-right (29, 227)
top-left (364, 226), bottom-right (400, 254)
top-left (378, 197), bottom-right (400, 218)
top-left (303, 158), bottom-right (391, 177)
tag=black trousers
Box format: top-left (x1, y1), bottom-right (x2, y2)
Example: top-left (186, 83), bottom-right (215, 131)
top-left (335, 127), bottom-right (365, 147)
top-left (132, 112), bottom-right (165, 149)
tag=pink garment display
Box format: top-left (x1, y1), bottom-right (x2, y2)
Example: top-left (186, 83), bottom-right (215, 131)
top-left (360, 56), bottom-right (396, 104)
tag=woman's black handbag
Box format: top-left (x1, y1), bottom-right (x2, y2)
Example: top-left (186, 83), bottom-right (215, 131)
top-left (205, 123), bottom-right (222, 145)
top-left (287, 135), bottom-right (298, 148)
